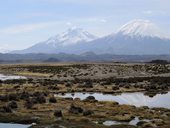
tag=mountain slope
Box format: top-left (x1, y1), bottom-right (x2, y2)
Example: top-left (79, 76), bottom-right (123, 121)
top-left (12, 19), bottom-right (170, 55)
top-left (80, 19), bottom-right (170, 55)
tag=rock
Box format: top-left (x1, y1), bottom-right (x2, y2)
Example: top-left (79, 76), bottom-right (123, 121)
top-left (112, 86), bottom-right (119, 90)
top-left (74, 98), bottom-right (81, 101)
top-left (64, 97), bottom-right (73, 100)
top-left (19, 91), bottom-right (30, 100)
top-left (112, 101), bottom-right (119, 106)
top-left (69, 104), bottom-right (83, 114)
top-left (8, 93), bottom-right (18, 101)
top-left (83, 110), bottom-right (93, 116)
top-left (152, 119), bottom-right (164, 126)
top-left (86, 96), bottom-right (95, 100)
top-left (8, 101), bottom-right (18, 109)
top-left (48, 85), bottom-right (59, 90)
top-left (24, 99), bottom-right (33, 109)
top-left (54, 110), bottom-right (63, 117)
top-left (84, 96), bottom-right (97, 102)
top-left (137, 121), bottom-right (156, 128)
top-left (49, 97), bottom-right (57, 103)
top-left (0, 95), bottom-right (9, 102)
top-left (65, 82), bottom-right (72, 87)
top-left (35, 95), bottom-right (46, 104)
top-left (83, 80), bottom-right (93, 88)
top-left (2, 105), bottom-right (12, 113)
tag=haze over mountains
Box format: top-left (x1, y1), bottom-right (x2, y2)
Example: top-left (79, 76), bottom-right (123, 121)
top-left (11, 19), bottom-right (170, 55)
top-left (0, 48), bottom-right (10, 54)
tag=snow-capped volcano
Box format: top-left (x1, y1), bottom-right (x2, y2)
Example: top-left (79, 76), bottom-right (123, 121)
top-left (13, 27), bottom-right (97, 54)
top-left (117, 19), bottom-right (168, 39)
top-left (44, 27), bottom-right (96, 47)
top-left (12, 19), bottom-right (170, 55)
top-left (80, 19), bottom-right (170, 55)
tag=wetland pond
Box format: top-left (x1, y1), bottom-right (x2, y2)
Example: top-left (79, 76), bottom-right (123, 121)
top-left (0, 74), bottom-right (26, 81)
top-left (0, 123), bottom-right (30, 128)
top-left (55, 92), bottom-right (170, 108)
top-left (102, 117), bottom-right (150, 126)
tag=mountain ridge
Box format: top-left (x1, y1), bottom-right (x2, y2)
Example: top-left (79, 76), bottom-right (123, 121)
top-left (12, 19), bottom-right (170, 55)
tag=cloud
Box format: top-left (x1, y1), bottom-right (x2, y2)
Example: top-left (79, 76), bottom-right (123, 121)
top-left (100, 19), bottom-right (107, 23)
top-left (23, 12), bottom-right (54, 18)
top-left (40, 0), bottom-right (106, 5)
top-left (66, 22), bottom-right (72, 26)
top-left (0, 22), bottom-right (58, 34)
top-left (143, 10), bottom-right (153, 14)
top-left (142, 10), bottom-right (167, 15)
top-left (0, 16), bottom-right (108, 35)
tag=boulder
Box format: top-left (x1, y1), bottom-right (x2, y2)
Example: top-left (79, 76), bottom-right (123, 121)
top-left (54, 110), bottom-right (63, 117)
top-left (8, 101), bottom-right (18, 109)
top-left (49, 97), bottom-right (57, 103)
top-left (83, 110), bottom-right (93, 116)
top-left (69, 104), bottom-right (83, 114)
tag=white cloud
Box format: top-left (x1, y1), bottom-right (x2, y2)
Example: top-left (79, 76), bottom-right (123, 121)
top-left (143, 10), bottom-right (153, 14)
top-left (66, 22), bottom-right (72, 26)
top-left (100, 19), bottom-right (107, 23)
top-left (0, 22), bottom-right (58, 34)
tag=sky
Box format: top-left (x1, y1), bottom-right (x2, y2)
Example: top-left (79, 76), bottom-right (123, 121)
top-left (0, 0), bottom-right (170, 50)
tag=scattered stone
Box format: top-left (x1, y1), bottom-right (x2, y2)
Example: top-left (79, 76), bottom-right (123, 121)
top-left (24, 99), bottom-right (33, 109)
top-left (84, 96), bottom-right (97, 102)
top-left (54, 110), bottom-right (63, 117)
top-left (49, 97), bottom-right (57, 103)
top-left (8, 101), bottom-right (18, 109)
top-left (1, 105), bottom-right (12, 113)
top-left (83, 110), bottom-right (93, 116)
top-left (69, 104), bottom-right (83, 114)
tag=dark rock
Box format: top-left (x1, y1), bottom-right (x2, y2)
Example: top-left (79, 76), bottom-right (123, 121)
top-left (69, 104), bottom-right (83, 114)
top-left (65, 82), bottom-right (72, 87)
top-left (0, 95), bottom-right (9, 102)
top-left (8, 101), bottom-right (18, 109)
top-left (112, 86), bottom-right (119, 90)
top-left (2, 105), bottom-right (12, 113)
top-left (83, 110), bottom-right (93, 116)
top-left (84, 96), bottom-right (98, 102)
top-left (35, 95), bottom-right (46, 104)
top-left (64, 97), bottom-right (73, 100)
top-left (86, 96), bottom-right (95, 100)
top-left (19, 91), bottom-right (30, 100)
top-left (83, 80), bottom-right (93, 88)
top-left (49, 97), bottom-right (57, 103)
top-left (8, 93), bottom-right (18, 101)
top-left (54, 110), bottom-right (63, 117)
top-left (24, 99), bottom-right (33, 109)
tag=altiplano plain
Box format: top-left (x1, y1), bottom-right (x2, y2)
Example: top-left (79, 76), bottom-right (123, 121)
top-left (0, 63), bottom-right (170, 128)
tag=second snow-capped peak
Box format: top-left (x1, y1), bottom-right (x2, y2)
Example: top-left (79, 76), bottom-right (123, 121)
top-left (117, 19), bottom-right (168, 39)
top-left (45, 27), bottom-right (97, 46)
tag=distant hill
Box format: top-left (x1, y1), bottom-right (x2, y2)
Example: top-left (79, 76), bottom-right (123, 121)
top-left (1, 53), bottom-right (170, 63)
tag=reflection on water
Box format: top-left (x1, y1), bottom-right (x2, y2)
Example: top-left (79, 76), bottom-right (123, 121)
top-left (103, 117), bottom-right (150, 126)
top-left (55, 92), bottom-right (170, 108)
top-left (0, 123), bottom-right (30, 128)
top-left (0, 74), bottom-right (26, 81)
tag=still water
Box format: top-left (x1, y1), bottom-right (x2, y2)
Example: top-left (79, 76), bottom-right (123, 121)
top-left (0, 74), bottom-right (26, 81)
top-left (0, 123), bottom-right (30, 128)
top-left (55, 92), bottom-right (170, 108)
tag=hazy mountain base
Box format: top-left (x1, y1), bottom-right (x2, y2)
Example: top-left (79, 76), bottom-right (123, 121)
top-left (1, 53), bottom-right (170, 63)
